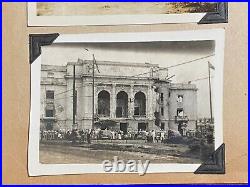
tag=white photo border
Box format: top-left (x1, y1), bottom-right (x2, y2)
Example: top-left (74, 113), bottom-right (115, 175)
top-left (28, 29), bottom-right (225, 176)
top-left (27, 2), bottom-right (207, 26)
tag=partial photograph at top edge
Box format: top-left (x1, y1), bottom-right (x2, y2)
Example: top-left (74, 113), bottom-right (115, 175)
top-left (36, 2), bottom-right (218, 16)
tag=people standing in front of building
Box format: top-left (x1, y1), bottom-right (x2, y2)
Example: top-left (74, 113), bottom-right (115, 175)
top-left (160, 130), bottom-right (165, 143)
top-left (111, 130), bottom-right (115, 140)
top-left (152, 130), bottom-right (156, 143)
top-left (118, 131), bottom-right (122, 140)
top-left (87, 129), bottom-right (91, 144)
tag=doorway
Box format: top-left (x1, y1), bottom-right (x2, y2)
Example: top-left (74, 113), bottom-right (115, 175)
top-left (160, 122), bottom-right (165, 130)
top-left (120, 123), bottom-right (128, 134)
top-left (138, 123), bottom-right (147, 131)
top-left (46, 122), bottom-right (53, 130)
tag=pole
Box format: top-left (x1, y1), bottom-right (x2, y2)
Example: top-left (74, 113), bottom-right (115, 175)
top-left (92, 54), bottom-right (95, 129)
top-left (73, 65), bottom-right (76, 129)
top-left (208, 62), bottom-right (213, 123)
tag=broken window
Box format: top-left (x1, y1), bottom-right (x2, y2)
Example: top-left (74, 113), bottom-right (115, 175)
top-left (161, 107), bottom-right (164, 116)
top-left (46, 90), bottom-right (54, 99)
top-left (116, 91), bottom-right (128, 118)
top-left (154, 87), bottom-right (159, 92)
top-left (177, 108), bottom-right (184, 117)
top-left (177, 95), bottom-right (183, 102)
top-left (160, 93), bottom-right (164, 102)
top-left (98, 90), bottom-right (110, 117)
top-left (45, 109), bottom-right (54, 117)
top-left (134, 91), bottom-right (146, 116)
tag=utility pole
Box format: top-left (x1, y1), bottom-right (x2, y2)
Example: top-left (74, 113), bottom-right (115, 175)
top-left (208, 62), bottom-right (213, 123)
top-left (92, 55), bottom-right (95, 129)
top-left (73, 65), bottom-right (76, 129)
top-left (91, 54), bottom-right (100, 129)
top-left (83, 48), bottom-right (99, 129)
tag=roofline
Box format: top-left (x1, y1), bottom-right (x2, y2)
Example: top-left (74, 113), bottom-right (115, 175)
top-left (67, 60), bottom-right (159, 68)
top-left (41, 64), bottom-right (67, 71)
top-left (170, 83), bottom-right (197, 90)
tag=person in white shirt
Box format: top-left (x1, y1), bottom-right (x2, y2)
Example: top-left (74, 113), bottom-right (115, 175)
top-left (160, 131), bottom-right (165, 143)
top-left (152, 130), bottom-right (156, 143)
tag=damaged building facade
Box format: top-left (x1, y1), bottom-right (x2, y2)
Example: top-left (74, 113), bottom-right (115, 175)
top-left (40, 60), bottom-right (198, 134)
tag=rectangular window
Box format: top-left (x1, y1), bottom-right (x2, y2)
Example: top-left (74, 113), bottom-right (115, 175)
top-left (177, 95), bottom-right (183, 103)
top-left (134, 107), bottom-right (140, 116)
top-left (45, 109), bottom-right (54, 117)
top-left (161, 107), bottom-right (164, 116)
top-left (46, 90), bottom-right (54, 99)
top-left (160, 93), bottom-right (164, 102)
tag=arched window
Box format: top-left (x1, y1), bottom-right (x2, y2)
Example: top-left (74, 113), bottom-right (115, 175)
top-left (134, 91), bottom-right (146, 116)
top-left (116, 91), bottom-right (128, 118)
top-left (98, 90), bottom-right (110, 117)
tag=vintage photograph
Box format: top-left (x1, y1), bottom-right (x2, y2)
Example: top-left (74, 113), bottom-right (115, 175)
top-left (29, 30), bottom-right (224, 176)
top-left (36, 2), bottom-right (217, 16)
top-left (27, 2), bottom-right (227, 26)
top-left (39, 41), bottom-right (216, 164)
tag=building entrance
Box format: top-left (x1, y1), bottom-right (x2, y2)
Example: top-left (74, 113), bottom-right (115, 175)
top-left (45, 122), bottom-right (53, 130)
top-left (138, 122), bottom-right (148, 131)
top-left (120, 123), bottom-right (128, 134)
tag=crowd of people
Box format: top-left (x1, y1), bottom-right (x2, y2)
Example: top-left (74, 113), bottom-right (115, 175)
top-left (40, 128), bottom-right (169, 144)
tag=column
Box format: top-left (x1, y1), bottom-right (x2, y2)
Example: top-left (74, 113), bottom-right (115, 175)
top-left (94, 85), bottom-right (98, 117)
top-left (111, 84), bottom-right (116, 118)
top-left (66, 79), bottom-right (73, 120)
top-left (129, 85), bottom-right (134, 118)
top-left (147, 85), bottom-right (153, 119)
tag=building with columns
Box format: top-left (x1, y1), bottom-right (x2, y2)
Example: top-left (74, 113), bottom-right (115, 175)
top-left (40, 60), bottom-right (198, 134)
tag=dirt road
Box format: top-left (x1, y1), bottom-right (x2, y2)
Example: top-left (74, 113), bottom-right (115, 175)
top-left (39, 142), bottom-right (201, 164)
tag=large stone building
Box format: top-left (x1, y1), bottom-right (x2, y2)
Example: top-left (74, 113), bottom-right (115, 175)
top-left (40, 60), bottom-right (198, 134)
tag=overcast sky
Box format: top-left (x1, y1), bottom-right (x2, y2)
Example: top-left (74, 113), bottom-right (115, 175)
top-left (41, 41), bottom-right (215, 118)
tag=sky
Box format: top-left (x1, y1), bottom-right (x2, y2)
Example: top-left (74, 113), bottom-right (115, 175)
top-left (41, 41), bottom-right (215, 118)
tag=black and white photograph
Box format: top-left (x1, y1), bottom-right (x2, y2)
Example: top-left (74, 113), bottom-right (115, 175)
top-left (28, 30), bottom-right (224, 176)
top-left (27, 2), bottom-right (227, 26)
